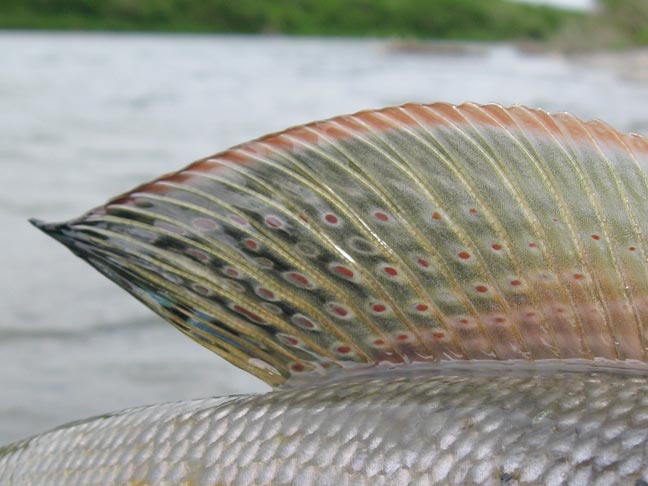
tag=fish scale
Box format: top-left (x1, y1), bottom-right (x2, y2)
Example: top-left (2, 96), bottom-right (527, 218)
top-left (3, 369), bottom-right (648, 485)
top-left (6, 102), bottom-right (648, 483)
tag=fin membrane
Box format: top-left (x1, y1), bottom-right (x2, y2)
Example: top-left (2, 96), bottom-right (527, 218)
top-left (34, 102), bottom-right (648, 385)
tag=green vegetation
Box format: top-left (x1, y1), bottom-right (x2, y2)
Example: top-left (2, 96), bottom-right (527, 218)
top-left (1, 0), bottom-right (581, 41)
top-left (597, 0), bottom-right (648, 46)
top-left (553, 0), bottom-right (648, 51)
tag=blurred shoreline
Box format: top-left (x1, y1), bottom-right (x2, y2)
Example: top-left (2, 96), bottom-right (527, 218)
top-left (0, 1), bottom-right (582, 41)
top-left (6, 0), bottom-right (647, 53)
top-left (386, 38), bottom-right (648, 83)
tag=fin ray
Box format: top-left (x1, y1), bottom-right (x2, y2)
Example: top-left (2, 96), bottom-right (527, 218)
top-left (36, 102), bottom-right (648, 385)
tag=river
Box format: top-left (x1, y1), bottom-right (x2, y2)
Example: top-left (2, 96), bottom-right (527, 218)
top-left (2, 31), bottom-right (648, 443)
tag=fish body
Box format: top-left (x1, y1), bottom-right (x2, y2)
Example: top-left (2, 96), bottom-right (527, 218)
top-left (3, 365), bottom-right (648, 485)
top-left (6, 102), bottom-right (648, 484)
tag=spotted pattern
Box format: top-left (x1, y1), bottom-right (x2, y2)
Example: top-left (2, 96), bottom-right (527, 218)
top-left (36, 102), bottom-right (648, 384)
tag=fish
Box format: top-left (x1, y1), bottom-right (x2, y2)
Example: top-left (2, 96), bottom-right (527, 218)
top-left (3, 102), bottom-right (648, 485)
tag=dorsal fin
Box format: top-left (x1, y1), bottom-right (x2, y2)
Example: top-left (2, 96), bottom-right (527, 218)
top-left (32, 102), bottom-right (648, 386)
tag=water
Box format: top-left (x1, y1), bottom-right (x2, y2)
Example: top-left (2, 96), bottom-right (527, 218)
top-left (2, 32), bottom-right (648, 444)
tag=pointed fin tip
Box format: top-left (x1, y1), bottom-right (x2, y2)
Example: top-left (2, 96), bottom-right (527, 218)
top-left (29, 218), bottom-right (55, 234)
top-left (29, 218), bottom-right (71, 240)
top-left (29, 218), bottom-right (84, 255)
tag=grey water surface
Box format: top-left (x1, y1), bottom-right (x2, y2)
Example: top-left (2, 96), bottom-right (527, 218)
top-left (2, 31), bottom-right (648, 444)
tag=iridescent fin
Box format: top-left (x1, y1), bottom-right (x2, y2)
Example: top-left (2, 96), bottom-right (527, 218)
top-left (32, 102), bottom-right (648, 386)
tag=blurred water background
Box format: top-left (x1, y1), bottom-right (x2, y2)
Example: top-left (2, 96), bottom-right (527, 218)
top-left (3, 30), bottom-right (648, 443)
